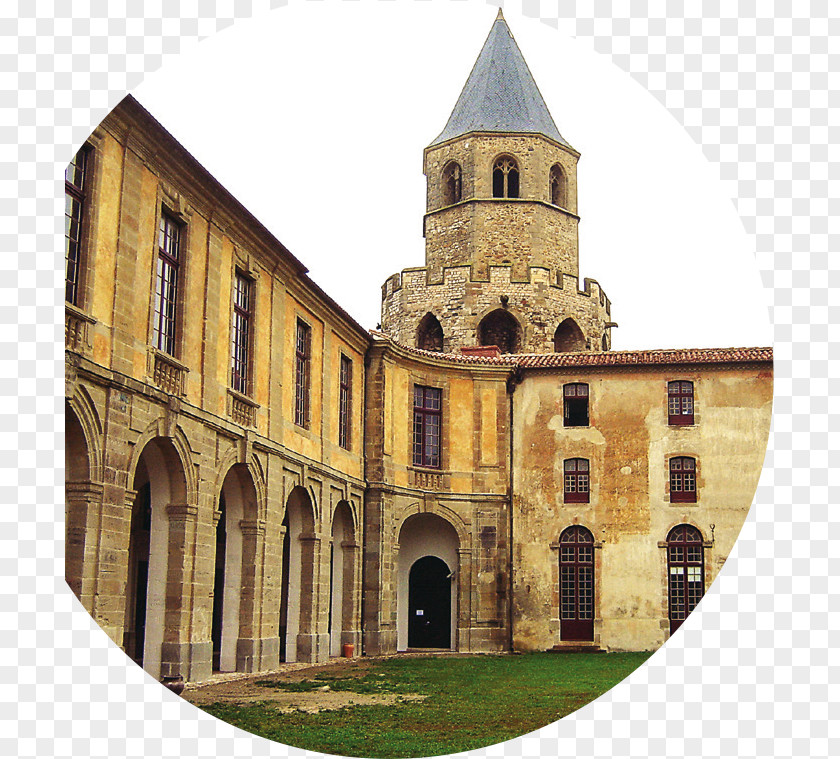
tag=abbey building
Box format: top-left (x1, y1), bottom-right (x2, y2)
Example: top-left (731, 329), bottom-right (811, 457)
top-left (64, 12), bottom-right (772, 682)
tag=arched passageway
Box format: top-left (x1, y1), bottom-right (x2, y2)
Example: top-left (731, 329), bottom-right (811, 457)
top-left (397, 513), bottom-right (459, 651)
top-left (279, 486), bottom-right (316, 662)
top-left (65, 402), bottom-right (93, 601)
top-left (124, 437), bottom-right (187, 678)
top-left (212, 464), bottom-right (258, 672)
top-left (329, 501), bottom-right (356, 657)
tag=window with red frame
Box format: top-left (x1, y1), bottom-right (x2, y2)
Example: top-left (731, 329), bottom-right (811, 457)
top-left (413, 385), bottom-right (441, 468)
top-left (563, 383), bottom-right (589, 427)
top-left (563, 458), bottom-right (590, 503)
top-left (669, 457), bottom-right (697, 503)
top-left (667, 524), bottom-right (705, 634)
top-left (668, 381), bottom-right (695, 425)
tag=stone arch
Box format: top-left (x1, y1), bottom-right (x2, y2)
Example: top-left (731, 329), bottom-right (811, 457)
top-left (554, 318), bottom-right (586, 353)
top-left (126, 421), bottom-right (197, 509)
top-left (66, 388), bottom-right (103, 474)
top-left (329, 500), bottom-right (358, 657)
top-left (549, 163), bottom-right (566, 207)
top-left (397, 512), bottom-right (461, 651)
top-left (416, 312), bottom-right (444, 352)
top-left (478, 308), bottom-right (522, 354)
top-left (441, 160), bottom-right (462, 206)
top-left (492, 154), bottom-right (519, 198)
top-left (124, 434), bottom-right (191, 679)
top-left (212, 463), bottom-right (260, 672)
top-left (279, 485), bottom-right (317, 662)
top-left (65, 397), bottom-right (104, 605)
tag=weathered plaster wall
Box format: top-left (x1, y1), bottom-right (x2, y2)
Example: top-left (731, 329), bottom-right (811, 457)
top-left (512, 363), bottom-right (773, 652)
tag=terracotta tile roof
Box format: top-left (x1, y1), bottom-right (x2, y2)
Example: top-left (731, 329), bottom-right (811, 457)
top-left (513, 346), bottom-right (774, 369)
top-left (370, 332), bottom-right (773, 370)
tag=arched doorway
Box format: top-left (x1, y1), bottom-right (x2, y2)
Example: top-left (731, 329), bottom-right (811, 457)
top-left (667, 524), bottom-right (705, 635)
top-left (559, 526), bottom-right (595, 641)
top-left (477, 309), bottom-right (521, 354)
top-left (397, 512), bottom-right (459, 651)
top-left (279, 485), bottom-right (315, 662)
top-left (408, 556), bottom-right (451, 648)
top-left (329, 501), bottom-right (355, 657)
top-left (554, 318), bottom-right (586, 352)
top-left (124, 437), bottom-right (187, 677)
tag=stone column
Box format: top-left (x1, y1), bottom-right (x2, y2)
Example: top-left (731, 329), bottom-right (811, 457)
top-left (236, 518), bottom-right (273, 672)
top-left (160, 502), bottom-right (206, 681)
top-left (64, 481), bottom-right (104, 612)
top-left (456, 547), bottom-right (473, 651)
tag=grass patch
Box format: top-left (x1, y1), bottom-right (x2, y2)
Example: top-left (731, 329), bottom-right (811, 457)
top-left (202, 652), bottom-right (651, 758)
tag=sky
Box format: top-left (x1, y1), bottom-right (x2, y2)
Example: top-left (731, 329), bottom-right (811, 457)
top-left (131, 0), bottom-right (772, 350)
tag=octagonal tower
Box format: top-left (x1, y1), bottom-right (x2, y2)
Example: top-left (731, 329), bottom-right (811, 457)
top-left (381, 10), bottom-right (614, 354)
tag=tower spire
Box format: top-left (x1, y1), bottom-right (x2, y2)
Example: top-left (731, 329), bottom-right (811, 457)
top-left (429, 11), bottom-right (571, 148)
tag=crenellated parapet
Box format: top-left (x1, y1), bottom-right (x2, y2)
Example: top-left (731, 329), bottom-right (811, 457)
top-left (381, 262), bottom-right (613, 355)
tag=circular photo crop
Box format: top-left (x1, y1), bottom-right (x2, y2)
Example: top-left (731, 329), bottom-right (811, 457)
top-left (64, 1), bottom-right (772, 756)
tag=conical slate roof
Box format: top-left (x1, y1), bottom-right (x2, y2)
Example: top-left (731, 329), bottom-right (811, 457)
top-left (429, 11), bottom-right (571, 148)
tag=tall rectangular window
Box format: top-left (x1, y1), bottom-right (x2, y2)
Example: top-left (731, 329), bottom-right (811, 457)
top-left (65, 146), bottom-right (90, 305)
top-left (230, 273), bottom-right (252, 394)
top-left (294, 319), bottom-right (311, 428)
top-left (153, 212), bottom-right (181, 356)
top-left (338, 354), bottom-right (352, 450)
top-left (413, 385), bottom-right (442, 468)
top-left (563, 458), bottom-right (590, 503)
top-left (668, 381), bottom-right (695, 425)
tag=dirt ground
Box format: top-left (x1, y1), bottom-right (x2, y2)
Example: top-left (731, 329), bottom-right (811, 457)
top-left (182, 654), bottom-right (452, 713)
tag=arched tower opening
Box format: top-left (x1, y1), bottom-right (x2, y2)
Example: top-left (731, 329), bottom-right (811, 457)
top-left (492, 155), bottom-right (519, 198)
top-left (478, 309), bottom-right (521, 354)
top-left (554, 318), bottom-right (586, 352)
top-left (417, 312), bottom-right (444, 352)
top-left (550, 164), bottom-right (566, 207)
top-left (442, 161), bottom-right (462, 206)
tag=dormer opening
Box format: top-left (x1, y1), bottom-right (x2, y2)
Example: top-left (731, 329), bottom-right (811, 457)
top-left (492, 155), bottom-right (519, 199)
top-left (442, 161), bottom-right (462, 206)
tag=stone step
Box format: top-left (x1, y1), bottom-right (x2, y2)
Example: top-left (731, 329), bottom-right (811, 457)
top-left (546, 644), bottom-right (603, 654)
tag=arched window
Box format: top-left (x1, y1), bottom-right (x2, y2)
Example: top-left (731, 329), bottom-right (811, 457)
top-left (417, 313), bottom-right (444, 352)
top-left (667, 524), bottom-right (704, 634)
top-left (553, 318), bottom-right (586, 352)
top-left (477, 309), bottom-right (521, 354)
top-left (669, 457), bottom-right (697, 503)
top-left (563, 458), bottom-right (590, 503)
top-left (559, 526), bottom-right (594, 641)
top-left (668, 381), bottom-right (695, 425)
top-left (549, 164), bottom-right (566, 207)
top-left (442, 161), bottom-right (462, 206)
top-left (601, 333), bottom-right (609, 352)
top-left (492, 155), bottom-right (519, 198)
top-left (563, 383), bottom-right (589, 427)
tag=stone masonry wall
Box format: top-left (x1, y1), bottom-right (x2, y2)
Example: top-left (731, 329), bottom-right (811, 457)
top-left (381, 264), bottom-right (612, 354)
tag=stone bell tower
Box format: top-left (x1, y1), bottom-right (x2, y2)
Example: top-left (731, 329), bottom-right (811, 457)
top-left (381, 10), bottom-right (614, 354)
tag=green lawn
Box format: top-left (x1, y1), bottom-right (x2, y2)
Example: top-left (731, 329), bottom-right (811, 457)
top-left (200, 652), bottom-right (650, 757)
